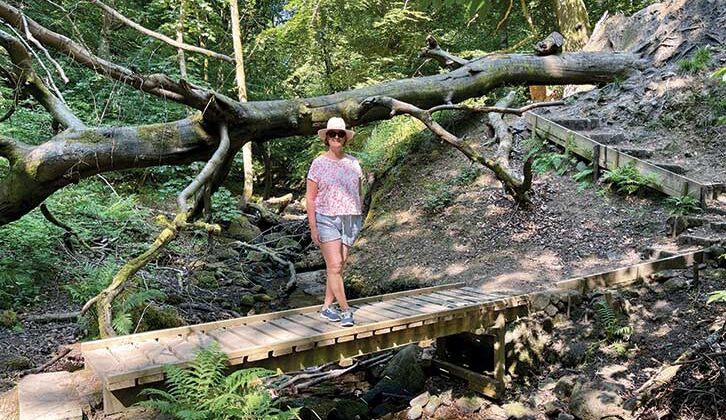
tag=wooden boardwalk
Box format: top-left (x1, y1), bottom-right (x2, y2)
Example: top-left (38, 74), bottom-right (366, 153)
top-left (81, 250), bottom-right (704, 414)
top-left (525, 112), bottom-right (724, 205)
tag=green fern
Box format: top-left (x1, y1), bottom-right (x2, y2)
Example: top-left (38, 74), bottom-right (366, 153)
top-left (665, 195), bottom-right (701, 216)
top-left (601, 164), bottom-right (657, 195)
top-left (140, 344), bottom-right (298, 420)
top-left (594, 299), bottom-right (632, 342)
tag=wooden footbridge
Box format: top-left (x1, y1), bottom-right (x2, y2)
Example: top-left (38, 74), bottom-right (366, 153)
top-left (77, 250), bottom-right (705, 415)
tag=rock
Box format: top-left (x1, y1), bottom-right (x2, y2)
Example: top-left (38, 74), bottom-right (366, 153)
top-left (439, 389), bottom-right (453, 406)
top-left (330, 399), bottom-right (369, 420)
top-left (663, 277), bottom-right (689, 292)
top-left (1, 355), bottom-right (32, 370)
top-left (239, 294), bottom-right (256, 307)
top-left (502, 402), bottom-right (538, 419)
top-left (454, 395), bottom-right (485, 413)
top-left (545, 304), bottom-right (559, 317)
top-left (423, 395), bottom-right (441, 415)
top-left (554, 375), bottom-right (580, 398)
top-left (562, 342), bottom-right (588, 368)
top-left (410, 391), bottom-right (430, 408)
top-left (406, 405), bottom-right (422, 420)
top-left (212, 246), bottom-right (239, 260)
top-left (253, 293), bottom-right (272, 302)
top-left (557, 413), bottom-right (575, 420)
top-left (191, 270), bottom-right (217, 287)
top-left (569, 381), bottom-right (632, 420)
top-left (650, 269), bottom-right (681, 282)
top-left (364, 345), bottom-right (425, 406)
top-left (297, 270), bottom-right (327, 296)
top-left (530, 293), bottom-right (552, 311)
top-left (246, 251), bottom-right (266, 262)
top-left (479, 402), bottom-right (508, 420)
top-left (275, 237), bottom-right (300, 250)
top-left (227, 215), bottom-right (261, 242)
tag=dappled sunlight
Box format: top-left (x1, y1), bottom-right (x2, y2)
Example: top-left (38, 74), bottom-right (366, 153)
top-left (652, 323), bottom-right (672, 338)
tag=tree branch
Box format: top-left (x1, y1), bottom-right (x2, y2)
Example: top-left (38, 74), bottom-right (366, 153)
top-left (89, 0), bottom-right (234, 64)
top-left (419, 35), bottom-right (469, 70)
top-left (359, 96), bottom-right (533, 203)
top-left (0, 1), bottom-right (220, 111)
top-left (0, 29), bottom-right (84, 129)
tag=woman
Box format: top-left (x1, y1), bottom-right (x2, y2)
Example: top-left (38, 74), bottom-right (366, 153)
top-left (306, 117), bottom-right (363, 327)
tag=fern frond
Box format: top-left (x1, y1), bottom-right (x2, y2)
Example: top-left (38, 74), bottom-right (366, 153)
top-left (122, 288), bottom-right (166, 311)
top-left (112, 311), bottom-right (133, 335)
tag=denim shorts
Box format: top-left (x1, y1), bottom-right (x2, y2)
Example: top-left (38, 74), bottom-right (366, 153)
top-left (315, 213), bottom-right (363, 246)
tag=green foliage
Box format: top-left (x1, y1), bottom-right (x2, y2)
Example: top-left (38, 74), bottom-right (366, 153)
top-left (707, 290), bottom-right (726, 304)
top-left (665, 195), bottom-right (702, 216)
top-left (140, 344), bottom-right (298, 420)
top-left (0, 310), bottom-right (18, 328)
top-left (66, 261), bottom-right (118, 306)
top-left (423, 165), bottom-right (481, 213)
top-left (573, 165), bottom-right (594, 190)
top-left (211, 188), bottom-right (243, 223)
top-left (423, 185), bottom-right (455, 212)
top-left (594, 299), bottom-right (632, 342)
top-left (677, 47), bottom-right (712, 73)
top-left (601, 164), bottom-right (657, 195)
top-left (532, 152), bottom-right (574, 175)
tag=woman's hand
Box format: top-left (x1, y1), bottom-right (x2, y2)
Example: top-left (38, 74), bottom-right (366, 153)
top-left (310, 226), bottom-right (321, 246)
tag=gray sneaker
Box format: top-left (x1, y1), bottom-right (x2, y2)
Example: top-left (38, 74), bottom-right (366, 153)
top-left (320, 306), bottom-right (341, 322)
top-left (340, 309), bottom-right (354, 327)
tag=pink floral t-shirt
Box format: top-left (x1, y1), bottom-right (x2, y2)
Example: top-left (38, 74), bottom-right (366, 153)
top-left (307, 154), bottom-right (363, 216)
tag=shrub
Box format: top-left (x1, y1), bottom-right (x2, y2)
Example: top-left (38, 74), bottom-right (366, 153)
top-left (140, 344), bottom-right (298, 420)
top-left (665, 195), bottom-right (701, 216)
top-left (601, 164), bottom-right (657, 195)
top-left (677, 47), bottom-right (712, 73)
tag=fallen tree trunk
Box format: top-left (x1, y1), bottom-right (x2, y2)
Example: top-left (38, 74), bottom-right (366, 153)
top-left (0, 51), bottom-right (642, 226)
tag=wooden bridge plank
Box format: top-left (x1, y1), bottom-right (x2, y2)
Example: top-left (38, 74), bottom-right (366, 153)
top-left (81, 282), bottom-right (466, 352)
top-left (250, 321), bottom-right (304, 342)
top-left (268, 318), bottom-right (322, 337)
top-left (133, 340), bottom-right (180, 366)
top-left (429, 291), bottom-right (481, 305)
top-left (395, 296), bottom-right (454, 312)
top-left (404, 294), bottom-right (459, 309)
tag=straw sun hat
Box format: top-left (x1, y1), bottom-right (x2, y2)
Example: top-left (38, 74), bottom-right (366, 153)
top-left (317, 117), bottom-right (355, 141)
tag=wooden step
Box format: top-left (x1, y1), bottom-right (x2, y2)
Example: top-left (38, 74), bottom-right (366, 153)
top-left (548, 117), bottom-right (600, 130)
top-left (647, 161), bottom-right (688, 175)
top-left (18, 371), bottom-right (82, 420)
top-left (612, 146), bottom-right (654, 159)
top-left (582, 130), bottom-right (625, 144)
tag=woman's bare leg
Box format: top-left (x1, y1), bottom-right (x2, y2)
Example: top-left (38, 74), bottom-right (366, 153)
top-left (320, 239), bottom-right (349, 311)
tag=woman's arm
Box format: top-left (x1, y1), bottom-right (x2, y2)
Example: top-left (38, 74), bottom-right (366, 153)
top-left (306, 179), bottom-right (321, 246)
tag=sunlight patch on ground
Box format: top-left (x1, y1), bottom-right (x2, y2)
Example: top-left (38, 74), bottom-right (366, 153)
top-left (653, 323), bottom-right (672, 337)
top-left (520, 251), bottom-right (563, 272)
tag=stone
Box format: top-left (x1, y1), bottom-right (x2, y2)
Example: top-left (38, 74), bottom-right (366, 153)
top-left (569, 381), bottom-right (631, 420)
top-left (191, 270), bottom-right (217, 287)
top-left (406, 405), bottom-right (422, 420)
top-left (364, 345), bottom-right (425, 406)
top-left (545, 304), bottom-right (559, 317)
top-left (663, 277), bottom-right (689, 292)
top-left (530, 293), bottom-right (552, 311)
top-left (554, 375), bottom-right (580, 398)
top-left (246, 251), bottom-right (266, 262)
top-left (454, 395), bottom-right (485, 413)
top-left (503, 402), bottom-right (538, 419)
top-left (1, 355), bottom-right (32, 370)
top-left (439, 389), bottom-right (453, 406)
top-left (212, 246), bottom-right (239, 260)
top-left (479, 403), bottom-right (507, 420)
top-left (423, 395), bottom-right (441, 415)
top-left (410, 391), bottom-right (430, 408)
top-left (650, 269), bottom-right (681, 282)
top-left (227, 215), bottom-right (261, 242)
top-left (239, 294), bottom-right (256, 307)
top-left (330, 399), bottom-right (369, 420)
top-left (557, 413), bottom-right (575, 420)
top-left (562, 342), bottom-right (588, 368)
top-left (277, 237), bottom-right (301, 250)
top-left (253, 293), bottom-right (272, 302)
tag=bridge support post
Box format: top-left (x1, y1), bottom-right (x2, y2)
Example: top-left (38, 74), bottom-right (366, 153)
top-left (490, 313), bottom-right (506, 395)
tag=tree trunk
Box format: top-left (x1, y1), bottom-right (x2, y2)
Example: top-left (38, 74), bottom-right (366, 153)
top-left (176, 0), bottom-right (187, 79)
top-left (0, 52), bottom-right (642, 226)
top-left (552, 0), bottom-right (591, 51)
top-left (229, 0), bottom-right (254, 203)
